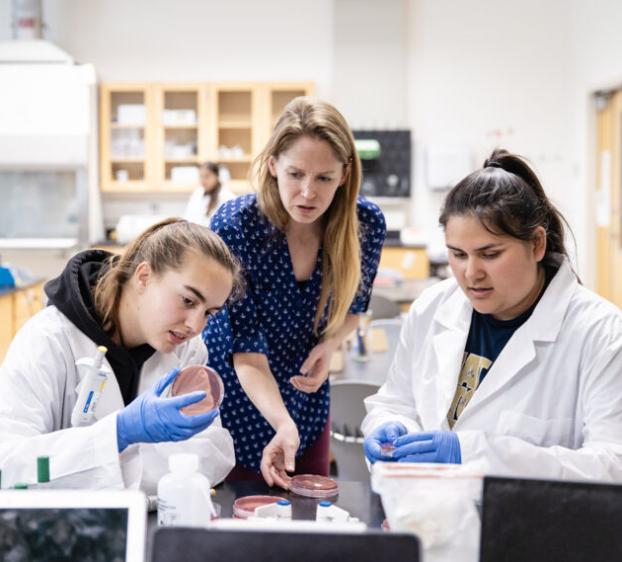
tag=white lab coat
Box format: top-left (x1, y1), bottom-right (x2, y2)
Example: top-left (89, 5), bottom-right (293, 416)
top-left (0, 306), bottom-right (235, 493)
top-left (363, 259), bottom-right (622, 481)
top-left (184, 186), bottom-right (236, 227)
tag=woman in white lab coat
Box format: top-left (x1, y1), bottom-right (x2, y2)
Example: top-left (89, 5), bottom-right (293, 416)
top-left (0, 218), bottom-right (242, 493)
top-left (363, 149), bottom-right (622, 481)
top-left (184, 162), bottom-right (236, 227)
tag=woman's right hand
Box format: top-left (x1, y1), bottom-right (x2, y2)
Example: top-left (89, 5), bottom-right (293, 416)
top-left (260, 419), bottom-right (300, 489)
top-left (116, 368), bottom-right (220, 452)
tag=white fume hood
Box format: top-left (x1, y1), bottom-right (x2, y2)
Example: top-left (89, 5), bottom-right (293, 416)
top-left (0, 28), bottom-right (102, 246)
top-left (0, 53), bottom-right (95, 168)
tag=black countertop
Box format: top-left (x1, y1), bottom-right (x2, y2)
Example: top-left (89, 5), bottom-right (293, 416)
top-left (147, 480), bottom-right (385, 556)
top-left (213, 480), bottom-right (384, 524)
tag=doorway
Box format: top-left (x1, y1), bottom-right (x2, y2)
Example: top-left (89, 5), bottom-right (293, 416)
top-left (594, 89), bottom-right (622, 307)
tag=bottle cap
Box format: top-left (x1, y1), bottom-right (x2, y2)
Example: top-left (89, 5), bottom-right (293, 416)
top-left (319, 500), bottom-right (332, 507)
top-left (14, 482), bottom-right (29, 489)
top-left (37, 456), bottom-right (50, 483)
top-left (276, 499), bottom-right (291, 506)
top-left (168, 453), bottom-right (199, 473)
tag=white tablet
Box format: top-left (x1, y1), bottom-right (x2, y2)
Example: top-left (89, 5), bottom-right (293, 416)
top-left (0, 489), bottom-right (147, 562)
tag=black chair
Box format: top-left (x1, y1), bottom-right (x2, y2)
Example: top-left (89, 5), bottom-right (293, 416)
top-left (480, 476), bottom-right (622, 562)
top-left (369, 293), bottom-right (401, 320)
top-left (329, 381), bottom-right (380, 481)
top-left (151, 527), bottom-right (420, 562)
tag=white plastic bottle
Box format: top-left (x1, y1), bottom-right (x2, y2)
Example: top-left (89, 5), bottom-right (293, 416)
top-left (157, 453), bottom-right (215, 527)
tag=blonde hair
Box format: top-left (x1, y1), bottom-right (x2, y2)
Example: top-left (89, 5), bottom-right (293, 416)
top-left (94, 218), bottom-right (243, 335)
top-left (254, 97), bottom-right (362, 336)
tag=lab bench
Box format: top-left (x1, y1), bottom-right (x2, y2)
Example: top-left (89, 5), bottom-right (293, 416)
top-left (145, 480), bottom-right (385, 560)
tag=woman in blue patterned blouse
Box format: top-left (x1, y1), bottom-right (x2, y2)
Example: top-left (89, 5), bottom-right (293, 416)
top-left (203, 97), bottom-right (386, 488)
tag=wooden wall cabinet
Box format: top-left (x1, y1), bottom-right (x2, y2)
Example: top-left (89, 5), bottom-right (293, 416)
top-left (379, 246), bottom-right (430, 279)
top-left (100, 81), bottom-right (314, 194)
top-left (0, 282), bottom-right (45, 364)
top-left (0, 294), bottom-right (12, 364)
top-left (100, 83), bottom-right (155, 192)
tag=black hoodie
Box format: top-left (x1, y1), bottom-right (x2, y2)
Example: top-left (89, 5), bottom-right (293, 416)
top-left (45, 249), bottom-right (155, 405)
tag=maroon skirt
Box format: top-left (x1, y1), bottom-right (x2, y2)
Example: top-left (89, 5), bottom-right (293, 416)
top-left (226, 419), bottom-right (331, 482)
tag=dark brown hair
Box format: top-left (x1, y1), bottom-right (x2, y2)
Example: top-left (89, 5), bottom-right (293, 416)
top-left (201, 161), bottom-right (222, 217)
top-left (439, 149), bottom-right (572, 269)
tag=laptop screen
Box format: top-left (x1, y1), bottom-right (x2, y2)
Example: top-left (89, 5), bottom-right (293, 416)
top-left (152, 526), bottom-right (420, 562)
top-left (480, 476), bottom-right (622, 562)
top-left (0, 490), bottom-right (146, 562)
top-left (0, 507), bottom-right (129, 561)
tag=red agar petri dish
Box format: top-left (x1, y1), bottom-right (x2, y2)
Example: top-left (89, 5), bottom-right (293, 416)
top-left (289, 474), bottom-right (339, 498)
top-left (380, 443), bottom-right (397, 457)
top-left (232, 495), bottom-right (287, 519)
top-left (171, 365), bottom-right (224, 415)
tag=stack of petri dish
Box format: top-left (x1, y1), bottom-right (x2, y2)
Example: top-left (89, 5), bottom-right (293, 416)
top-left (289, 474), bottom-right (339, 499)
top-left (171, 365), bottom-right (224, 415)
top-left (232, 495), bottom-right (287, 519)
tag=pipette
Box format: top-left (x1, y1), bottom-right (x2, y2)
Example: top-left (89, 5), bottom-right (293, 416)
top-left (71, 346), bottom-right (110, 427)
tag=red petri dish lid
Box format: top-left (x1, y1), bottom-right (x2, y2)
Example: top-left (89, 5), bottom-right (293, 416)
top-left (171, 365), bottom-right (225, 415)
top-left (290, 474), bottom-right (338, 491)
top-left (289, 474), bottom-right (339, 498)
top-left (233, 495), bottom-right (287, 519)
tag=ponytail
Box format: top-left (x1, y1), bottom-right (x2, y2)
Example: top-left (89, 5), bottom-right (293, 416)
top-left (94, 218), bottom-right (243, 335)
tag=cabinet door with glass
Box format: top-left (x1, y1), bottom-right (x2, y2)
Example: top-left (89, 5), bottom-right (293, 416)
top-left (154, 84), bottom-right (210, 191)
top-left (209, 83), bottom-right (258, 194)
top-left (100, 83), bottom-right (155, 192)
top-left (209, 82), bottom-right (314, 194)
top-left (267, 82), bottom-right (314, 128)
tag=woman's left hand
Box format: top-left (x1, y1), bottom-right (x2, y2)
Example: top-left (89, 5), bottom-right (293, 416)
top-left (290, 339), bottom-right (338, 394)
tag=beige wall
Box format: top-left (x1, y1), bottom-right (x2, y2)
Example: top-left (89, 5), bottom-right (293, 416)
top-left (406, 0), bottom-right (622, 286)
top-left (3, 1), bottom-right (622, 284)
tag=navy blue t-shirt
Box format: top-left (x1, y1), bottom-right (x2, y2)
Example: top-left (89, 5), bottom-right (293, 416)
top-left (447, 270), bottom-right (553, 426)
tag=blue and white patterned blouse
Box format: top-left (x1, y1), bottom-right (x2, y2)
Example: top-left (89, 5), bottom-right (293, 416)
top-left (203, 194), bottom-right (386, 470)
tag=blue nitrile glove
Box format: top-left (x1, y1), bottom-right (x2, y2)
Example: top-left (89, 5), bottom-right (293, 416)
top-left (363, 421), bottom-right (408, 464)
top-left (116, 368), bottom-right (220, 453)
top-left (392, 430), bottom-right (461, 464)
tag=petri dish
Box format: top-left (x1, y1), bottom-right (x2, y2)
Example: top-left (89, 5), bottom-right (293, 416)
top-left (289, 474), bottom-right (339, 498)
top-left (232, 495), bottom-right (287, 519)
top-left (380, 443), bottom-right (397, 457)
top-left (171, 365), bottom-right (224, 415)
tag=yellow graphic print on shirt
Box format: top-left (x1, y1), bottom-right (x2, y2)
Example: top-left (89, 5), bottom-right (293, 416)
top-left (447, 352), bottom-right (492, 428)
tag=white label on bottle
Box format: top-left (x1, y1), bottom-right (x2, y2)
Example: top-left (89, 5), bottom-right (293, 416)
top-left (157, 498), bottom-right (178, 526)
